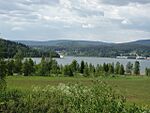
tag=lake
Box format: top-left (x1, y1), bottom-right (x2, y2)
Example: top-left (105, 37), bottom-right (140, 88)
top-left (32, 56), bottom-right (150, 75)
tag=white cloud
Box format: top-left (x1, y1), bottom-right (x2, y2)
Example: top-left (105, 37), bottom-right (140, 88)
top-left (11, 27), bottom-right (24, 31)
top-left (0, 0), bottom-right (150, 42)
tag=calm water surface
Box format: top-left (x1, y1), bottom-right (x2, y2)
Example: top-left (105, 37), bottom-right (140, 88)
top-left (32, 56), bottom-right (150, 74)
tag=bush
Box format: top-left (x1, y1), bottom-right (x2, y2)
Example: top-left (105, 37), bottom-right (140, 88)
top-left (0, 81), bottom-right (149, 113)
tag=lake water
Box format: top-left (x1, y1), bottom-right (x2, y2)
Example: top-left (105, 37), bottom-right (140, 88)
top-left (32, 56), bottom-right (150, 75)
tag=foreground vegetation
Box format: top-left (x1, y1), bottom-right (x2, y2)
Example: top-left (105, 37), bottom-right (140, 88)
top-left (6, 76), bottom-right (150, 107)
top-left (1, 79), bottom-right (150, 113)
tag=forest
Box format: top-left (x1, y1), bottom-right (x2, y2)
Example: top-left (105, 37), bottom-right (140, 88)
top-left (21, 40), bottom-right (150, 57)
top-left (0, 38), bottom-right (60, 58)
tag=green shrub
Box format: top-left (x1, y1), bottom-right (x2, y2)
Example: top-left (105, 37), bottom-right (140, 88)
top-left (0, 81), bottom-right (149, 113)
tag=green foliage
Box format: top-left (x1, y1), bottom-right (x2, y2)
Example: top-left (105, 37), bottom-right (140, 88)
top-left (6, 59), bottom-right (15, 76)
top-left (14, 50), bottom-right (24, 61)
top-left (14, 58), bottom-right (23, 75)
top-left (38, 56), bottom-right (49, 76)
top-left (50, 59), bottom-right (59, 75)
top-left (115, 62), bottom-right (120, 74)
top-left (108, 63), bottom-right (114, 74)
top-left (28, 40), bottom-right (150, 57)
top-left (145, 68), bottom-right (150, 76)
top-left (119, 65), bottom-right (125, 75)
top-left (63, 65), bottom-right (74, 77)
top-left (80, 60), bottom-right (85, 74)
top-left (0, 81), bottom-right (149, 113)
top-left (70, 59), bottom-right (79, 72)
top-left (83, 63), bottom-right (90, 77)
top-left (103, 63), bottom-right (109, 73)
top-left (126, 62), bottom-right (133, 75)
top-left (0, 59), bottom-right (7, 90)
top-left (134, 61), bottom-right (140, 75)
top-left (2, 57), bottom-right (145, 77)
top-left (22, 58), bottom-right (35, 76)
top-left (0, 38), bottom-right (60, 58)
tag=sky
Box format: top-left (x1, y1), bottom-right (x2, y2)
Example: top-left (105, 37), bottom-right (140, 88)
top-left (0, 0), bottom-right (150, 43)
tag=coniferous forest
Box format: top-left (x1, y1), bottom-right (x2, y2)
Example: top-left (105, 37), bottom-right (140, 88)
top-left (0, 38), bottom-right (60, 58)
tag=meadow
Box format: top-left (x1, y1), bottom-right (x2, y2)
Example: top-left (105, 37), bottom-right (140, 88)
top-left (6, 76), bottom-right (150, 107)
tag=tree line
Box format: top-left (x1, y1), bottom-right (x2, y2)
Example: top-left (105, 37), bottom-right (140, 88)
top-left (0, 56), bottom-right (149, 79)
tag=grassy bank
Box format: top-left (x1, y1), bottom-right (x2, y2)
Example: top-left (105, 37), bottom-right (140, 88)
top-left (6, 76), bottom-right (150, 107)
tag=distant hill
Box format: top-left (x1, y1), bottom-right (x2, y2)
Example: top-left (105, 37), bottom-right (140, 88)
top-left (17, 40), bottom-right (111, 47)
top-left (16, 39), bottom-right (150, 57)
top-left (126, 39), bottom-right (150, 46)
top-left (0, 38), bottom-right (60, 58)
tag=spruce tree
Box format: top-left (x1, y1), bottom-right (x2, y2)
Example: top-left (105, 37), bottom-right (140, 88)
top-left (134, 61), bottom-right (140, 75)
top-left (80, 61), bottom-right (85, 74)
top-left (7, 59), bottom-right (15, 76)
top-left (115, 62), bottom-right (120, 74)
top-left (126, 62), bottom-right (133, 75)
top-left (119, 64), bottom-right (125, 75)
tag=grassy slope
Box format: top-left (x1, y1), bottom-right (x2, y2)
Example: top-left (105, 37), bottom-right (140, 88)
top-left (6, 76), bottom-right (150, 107)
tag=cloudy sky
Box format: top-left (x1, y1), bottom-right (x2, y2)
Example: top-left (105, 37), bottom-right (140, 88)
top-left (0, 0), bottom-right (150, 42)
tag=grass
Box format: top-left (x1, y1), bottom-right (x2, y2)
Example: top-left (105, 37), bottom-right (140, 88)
top-left (6, 76), bottom-right (150, 107)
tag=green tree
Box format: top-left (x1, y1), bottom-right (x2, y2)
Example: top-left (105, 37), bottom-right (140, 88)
top-left (134, 61), bottom-right (140, 75)
top-left (0, 59), bottom-right (7, 90)
top-left (14, 50), bottom-right (23, 75)
top-left (23, 58), bottom-right (35, 76)
top-left (126, 62), bottom-right (133, 75)
top-left (50, 59), bottom-right (59, 75)
top-left (95, 64), bottom-right (103, 77)
top-left (7, 59), bottom-right (15, 76)
top-left (115, 62), bottom-right (120, 74)
top-left (80, 61), bottom-right (85, 74)
top-left (22, 59), bottom-right (30, 76)
top-left (14, 58), bottom-right (22, 75)
top-left (119, 64), bottom-right (125, 75)
top-left (89, 63), bottom-right (95, 76)
top-left (70, 60), bottom-right (79, 72)
top-left (84, 63), bottom-right (90, 77)
top-left (38, 56), bottom-right (48, 76)
top-left (14, 50), bottom-right (24, 60)
top-left (28, 58), bottom-right (35, 75)
top-left (63, 65), bottom-right (73, 77)
top-left (145, 68), bottom-right (150, 76)
top-left (108, 63), bottom-right (114, 74)
top-left (103, 63), bottom-right (109, 73)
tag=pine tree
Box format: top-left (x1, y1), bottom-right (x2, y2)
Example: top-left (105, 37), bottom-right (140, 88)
top-left (51, 59), bottom-right (59, 75)
top-left (119, 64), bottom-right (125, 75)
top-left (28, 58), bottom-right (35, 75)
top-left (7, 59), bottom-right (15, 76)
top-left (63, 65), bottom-right (73, 77)
top-left (14, 50), bottom-right (23, 75)
top-left (22, 59), bottom-right (30, 76)
top-left (39, 56), bottom-right (48, 76)
top-left (115, 62), bottom-right (120, 74)
top-left (145, 68), bottom-right (150, 76)
top-left (84, 63), bottom-right (90, 77)
top-left (126, 62), bottom-right (133, 75)
top-left (80, 61), bottom-right (85, 74)
top-left (108, 63), bottom-right (114, 74)
top-left (14, 58), bottom-right (22, 75)
top-left (103, 63), bottom-right (109, 73)
top-left (134, 61), bottom-right (140, 75)
top-left (70, 60), bottom-right (79, 72)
